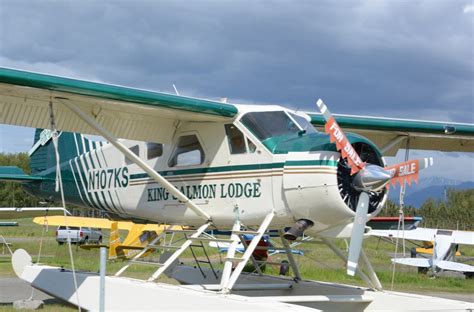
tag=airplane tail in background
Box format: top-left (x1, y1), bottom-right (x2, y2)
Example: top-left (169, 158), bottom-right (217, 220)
top-left (29, 129), bottom-right (106, 174)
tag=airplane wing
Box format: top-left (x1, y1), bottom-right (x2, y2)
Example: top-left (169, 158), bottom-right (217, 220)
top-left (369, 227), bottom-right (438, 241)
top-left (309, 113), bottom-right (474, 155)
top-left (0, 67), bottom-right (237, 144)
top-left (2, 67), bottom-right (472, 151)
top-left (437, 260), bottom-right (474, 272)
top-left (32, 215), bottom-right (166, 232)
top-left (391, 257), bottom-right (431, 268)
top-left (450, 230), bottom-right (474, 245)
top-left (370, 227), bottom-right (474, 245)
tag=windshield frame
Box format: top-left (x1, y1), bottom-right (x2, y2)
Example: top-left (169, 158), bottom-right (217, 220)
top-left (288, 112), bottom-right (317, 134)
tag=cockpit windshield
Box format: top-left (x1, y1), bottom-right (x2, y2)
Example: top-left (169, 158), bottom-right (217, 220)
top-left (240, 111), bottom-right (315, 141)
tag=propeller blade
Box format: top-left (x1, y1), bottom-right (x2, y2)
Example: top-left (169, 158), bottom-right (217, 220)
top-left (347, 192), bottom-right (370, 276)
top-left (385, 157), bottom-right (433, 188)
top-left (316, 99), bottom-right (365, 175)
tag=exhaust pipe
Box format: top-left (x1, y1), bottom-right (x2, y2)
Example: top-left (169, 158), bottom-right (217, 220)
top-left (283, 219), bottom-right (314, 241)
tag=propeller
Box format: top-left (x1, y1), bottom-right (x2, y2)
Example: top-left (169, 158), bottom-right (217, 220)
top-left (316, 99), bottom-right (433, 276)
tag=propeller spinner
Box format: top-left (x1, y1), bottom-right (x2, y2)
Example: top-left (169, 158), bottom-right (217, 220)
top-left (316, 99), bottom-right (433, 276)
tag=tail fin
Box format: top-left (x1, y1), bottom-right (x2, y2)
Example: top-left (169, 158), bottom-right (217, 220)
top-left (28, 129), bottom-right (105, 174)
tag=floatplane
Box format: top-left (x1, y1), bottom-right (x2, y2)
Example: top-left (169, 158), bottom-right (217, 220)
top-left (1, 67), bottom-right (473, 311)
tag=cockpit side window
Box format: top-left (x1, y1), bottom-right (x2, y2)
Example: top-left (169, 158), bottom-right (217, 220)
top-left (168, 135), bottom-right (204, 167)
top-left (240, 111), bottom-right (300, 141)
top-left (225, 124), bottom-right (247, 154)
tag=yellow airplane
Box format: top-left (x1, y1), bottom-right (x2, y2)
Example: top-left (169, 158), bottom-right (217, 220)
top-left (415, 241), bottom-right (461, 257)
top-left (33, 216), bottom-right (175, 260)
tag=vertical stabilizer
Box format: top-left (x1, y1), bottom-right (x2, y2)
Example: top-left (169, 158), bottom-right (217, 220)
top-left (29, 129), bottom-right (105, 174)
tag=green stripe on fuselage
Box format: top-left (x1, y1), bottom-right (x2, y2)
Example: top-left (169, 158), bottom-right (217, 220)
top-left (130, 160), bottom-right (338, 180)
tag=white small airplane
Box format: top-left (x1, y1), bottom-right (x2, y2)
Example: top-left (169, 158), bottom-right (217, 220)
top-left (1, 67), bottom-right (474, 310)
top-left (370, 227), bottom-right (474, 275)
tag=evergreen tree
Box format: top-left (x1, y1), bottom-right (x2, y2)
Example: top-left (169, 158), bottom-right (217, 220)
top-left (0, 152), bottom-right (39, 207)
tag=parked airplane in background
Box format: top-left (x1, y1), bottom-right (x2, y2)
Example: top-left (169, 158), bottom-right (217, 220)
top-left (33, 215), bottom-right (173, 260)
top-left (370, 227), bottom-right (474, 275)
top-left (0, 67), bottom-right (473, 292)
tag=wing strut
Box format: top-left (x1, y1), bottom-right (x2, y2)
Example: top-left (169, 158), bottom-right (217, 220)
top-left (57, 98), bottom-right (212, 222)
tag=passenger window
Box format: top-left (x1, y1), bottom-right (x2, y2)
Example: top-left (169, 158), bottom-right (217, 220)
top-left (147, 142), bottom-right (163, 160)
top-left (125, 145), bottom-right (140, 165)
top-left (247, 139), bottom-right (256, 153)
top-left (225, 124), bottom-right (246, 154)
top-left (168, 135), bottom-right (204, 167)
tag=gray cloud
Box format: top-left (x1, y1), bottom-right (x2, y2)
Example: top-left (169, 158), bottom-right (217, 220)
top-left (1, 0), bottom-right (472, 122)
top-left (0, 1), bottom-right (472, 179)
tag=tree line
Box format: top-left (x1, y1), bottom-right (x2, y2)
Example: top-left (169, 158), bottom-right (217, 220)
top-left (0, 152), bottom-right (473, 230)
top-left (0, 152), bottom-right (38, 207)
top-left (381, 189), bottom-right (473, 230)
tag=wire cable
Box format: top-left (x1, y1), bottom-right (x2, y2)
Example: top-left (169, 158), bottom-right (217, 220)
top-left (49, 99), bottom-right (82, 311)
top-left (390, 139), bottom-right (410, 290)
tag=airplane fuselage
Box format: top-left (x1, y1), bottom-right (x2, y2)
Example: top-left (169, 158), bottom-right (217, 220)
top-left (25, 106), bottom-right (387, 237)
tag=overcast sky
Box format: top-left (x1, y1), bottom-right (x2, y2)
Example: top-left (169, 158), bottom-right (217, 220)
top-left (0, 0), bottom-right (473, 180)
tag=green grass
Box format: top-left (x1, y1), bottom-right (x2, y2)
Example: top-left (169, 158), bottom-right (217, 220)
top-left (1, 218), bottom-right (473, 311)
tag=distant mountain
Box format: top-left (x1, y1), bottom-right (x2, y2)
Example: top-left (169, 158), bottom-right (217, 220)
top-left (387, 177), bottom-right (474, 208)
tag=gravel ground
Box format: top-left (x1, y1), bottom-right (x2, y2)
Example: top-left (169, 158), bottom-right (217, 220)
top-left (0, 278), bottom-right (53, 304)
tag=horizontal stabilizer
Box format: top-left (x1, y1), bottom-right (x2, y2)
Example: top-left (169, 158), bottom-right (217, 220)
top-left (80, 244), bottom-right (108, 250)
top-left (0, 207), bottom-right (70, 219)
top-left (115, 245), bottom-right (152, 252)
top-left (437, 260), bottom-right (474, 273)
top-left (391, 257), bottom-right (431, 268)
top-left (0, 166), bottom-right (43, 183)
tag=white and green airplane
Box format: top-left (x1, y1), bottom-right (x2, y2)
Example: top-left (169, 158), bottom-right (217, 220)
top-left (0, 67), bottom-right (473, 282)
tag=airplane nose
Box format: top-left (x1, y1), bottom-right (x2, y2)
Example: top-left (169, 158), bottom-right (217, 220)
top-left (352, 164), bottom-right (393, 192)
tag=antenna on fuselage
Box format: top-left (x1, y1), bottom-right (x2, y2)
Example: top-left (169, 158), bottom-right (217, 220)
top-left (173, 84), bottom-right (180, 96)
